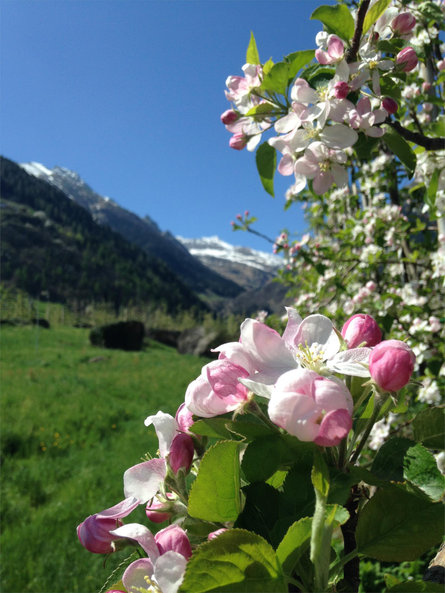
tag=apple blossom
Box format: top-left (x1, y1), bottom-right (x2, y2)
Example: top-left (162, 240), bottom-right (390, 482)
top-left (184, 358), bottom-right (250, 417)
top-left (315, 34), bottom-right (345, 65)
top-left (112, 524), bottom-right (190, 593)
top-left (268, 368), bottom-right (353, 447)
top-left (369, 339), bottom-right (415, 391)
top-left (144, 411), bottom-right (195, 475)
top-left (77, 497), bottom-right (139, 554)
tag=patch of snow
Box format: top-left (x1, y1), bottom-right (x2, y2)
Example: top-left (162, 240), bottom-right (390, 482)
top-left (177, 235), bottom-right (281, 271)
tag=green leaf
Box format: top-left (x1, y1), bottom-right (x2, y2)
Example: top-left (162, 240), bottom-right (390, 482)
top-left (363, 0), bottom-right (393, 34)
top-left (388, 581), bottom-right (445, 592)
top-left (188, 440), bottom-right (242, 522)
top-left (412, 407), bottom-right (445, 450)
top-left (190, 416), bottom-right (274, 441)
top-left (383, 126), bottom-right (416, 178)
top-left (356, 485), bottom-right (444, 561)
top-left (245, 103), bottom-right (279, 118)
top-left (311, 4), bottom-right (354, 41)
top-left (246, 32), bottom-right (260, 65)
top-left (179, 529), bottom-right (287, 593)
top-left (353, 132), bottom-right (379, 161)
top-left (284, 50), bottom-right (315, 80)
top-left (256, 142), bottom-right (276, 197)
top-left (242, 435), bottom-right (291, 483)
top-left (276, 517), bottom-right (312, 576)
top-left (371, 437), bottom-right (415, 482)
top-left (425, 168), bottom-right (440, 209)
top-left (261, 62), bottom-right (290, 95)
top-left (403, 443), bottom-right (445, 501)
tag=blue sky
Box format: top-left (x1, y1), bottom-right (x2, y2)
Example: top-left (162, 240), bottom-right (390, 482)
top-left (1, 0), bottom-right (333, 252)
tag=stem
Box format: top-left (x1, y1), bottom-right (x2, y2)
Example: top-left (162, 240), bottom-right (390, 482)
top-left (386, 119), bottom-right (445, 151)
top-left (340, 486), bottom-right (361, 593)
top-left (345, 0), bottom-right (371, 64)
top-left (350, 393), bottom-right (384, 465)
top-left (286, 575), bottom-right (307, 592)
top-left (330, 548), bottom-right (360, 581)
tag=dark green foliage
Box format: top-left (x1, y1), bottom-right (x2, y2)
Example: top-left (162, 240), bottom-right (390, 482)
top-left (0, 157), bottom-right (207, 314)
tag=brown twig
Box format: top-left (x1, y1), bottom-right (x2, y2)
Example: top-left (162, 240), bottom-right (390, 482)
top-left (345, 0), bottom-right (371, 64)
top-left (386, 119), bottom-right (445, 151)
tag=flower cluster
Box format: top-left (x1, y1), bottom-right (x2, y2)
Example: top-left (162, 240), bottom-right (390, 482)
top-left (221, 4), bottom-right (429, 195)
top-left (77, 308), bottom-right (417, 593)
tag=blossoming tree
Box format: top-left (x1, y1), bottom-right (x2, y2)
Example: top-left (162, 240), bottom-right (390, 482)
top-left (77, 2), bottom-right (445, 592)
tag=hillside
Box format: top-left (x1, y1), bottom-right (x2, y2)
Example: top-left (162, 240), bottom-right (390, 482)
top-left (0, 157), bottom-right (207, 314)
top-left (20, 162), bottom-right (243, 302)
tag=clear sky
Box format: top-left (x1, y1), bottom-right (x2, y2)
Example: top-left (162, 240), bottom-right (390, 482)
top-left (1, 0), bottom-right (333, 252)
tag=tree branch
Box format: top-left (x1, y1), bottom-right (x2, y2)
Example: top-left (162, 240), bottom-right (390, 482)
top-left (386, 119), bottom-right (445, 151)
top-left (346, 0), bottom-right (371, 64)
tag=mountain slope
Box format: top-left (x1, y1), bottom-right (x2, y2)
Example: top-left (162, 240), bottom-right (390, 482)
top-left (20, 162), bottom-right (243, 301)
top-left (1, 157), bottom-right (207, 313)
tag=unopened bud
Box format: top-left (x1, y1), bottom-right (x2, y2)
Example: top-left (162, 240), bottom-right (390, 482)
top-left (168, 433), bottom-right (194, 474)
top-left (220, 109), bottom-right (239, 125)
top-left (369, 339), bottom-right (415, 392)
top-left (155, 525), bottom-right (192, 560)
top-left (382, 97), bottom-right (398, 115)
top-left (391, 12), bottom-right (416, 36)
top-left (396, 47), bottom-right (418, 72)
top-left (229, 133), bottom-right (247, 150)
top-left (341, 314), bottom-right (382, 348)
top-left (146, 494), bottom-right (175, 523)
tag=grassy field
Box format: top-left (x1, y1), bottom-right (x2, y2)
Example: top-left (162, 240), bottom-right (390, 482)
top-left (0, 323), bottom-right (207, 593)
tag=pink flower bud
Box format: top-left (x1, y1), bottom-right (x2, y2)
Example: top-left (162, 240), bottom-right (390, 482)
top-left (422, 82), bottom-right (432, 92)
top-left (369, 339), bottom-right (415, 391)
top-left (146, 494), bottom-right (175, 523)
top-left (438, 59), bottom-right (445, 72)
top-left (333, 81), bottom-right (350, 99)
top-left (382, 97), bottom-right (398, 115)
top-left (391, 12), bottom-right (416, 36)
top-left (342, 314), bottom-right (382, 348)
top-left (155, 525), bottom-right (192, 560)
top-left (396, 47), bottom-right (418, 72)
top-left (229, 133), bottom-right (247, 150)
top-left (220, 109), bottom-right (239, 125)
top-left (168, 433), bottom-right (194, 474)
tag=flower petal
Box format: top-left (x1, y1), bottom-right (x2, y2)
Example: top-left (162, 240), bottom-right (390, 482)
top-left (110, 523), bottom-right (160, 561)
top-left (122, 558), bottom-right (155, 593)
top-left (144, 411), bottom-right (178, 457)
top-left (328, 348), bottom-right (371, 377)
top-left (293, 314), bottom-right (340, 359)
top-left (123, 459), bottom-right (167, 503)
top-left (154, 551), bottom-right (188, 593)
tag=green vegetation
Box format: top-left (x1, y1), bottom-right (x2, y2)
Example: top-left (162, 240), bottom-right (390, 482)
top-left (0, 324), bottom-right (206, 593)
top-left (0, 157), bottom-right (206, 314)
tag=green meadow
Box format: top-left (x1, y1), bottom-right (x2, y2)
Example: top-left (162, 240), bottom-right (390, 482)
top-left (0, 323), bottom-right (206, 593)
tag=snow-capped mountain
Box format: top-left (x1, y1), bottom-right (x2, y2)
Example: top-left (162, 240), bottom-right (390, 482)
top-left (177, 235), bottom-right (281, 290)
top-left (19, 161), bottom-right (283, 304)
